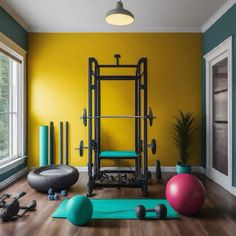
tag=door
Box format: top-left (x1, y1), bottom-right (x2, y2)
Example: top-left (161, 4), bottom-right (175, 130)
top-left (204, 37), bottom-right (232, 192)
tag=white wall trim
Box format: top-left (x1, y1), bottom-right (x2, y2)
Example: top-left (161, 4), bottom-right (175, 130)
top-left (204, 36), bottom-right (232, 61)
top-left (0, 167), bottom-right (28, 189)
top-left (201, 0), bottom-right (236, 33)
top-left (204, 36), bottom-right (235, 195)
top-left (29, 26), bottom-right (201, 33)
top-left (0, 156), bottom-right (26, 174)
top-left (0, 0), bottom-right (29, 31)
top-left (75, 166), bottom-right (206, 174)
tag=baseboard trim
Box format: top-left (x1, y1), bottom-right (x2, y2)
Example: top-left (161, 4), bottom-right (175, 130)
top-left (0, 167), bottom-right (28, 190)
top-left (76, 166), bottom-right (206, 174)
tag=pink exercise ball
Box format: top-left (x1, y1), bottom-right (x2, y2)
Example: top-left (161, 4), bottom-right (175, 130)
top-left (166, 174), bottom-right (206, 215)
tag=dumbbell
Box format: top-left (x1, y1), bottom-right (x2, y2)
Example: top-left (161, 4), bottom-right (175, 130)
top-left (135, 204), bottom-right (167, 219)
top-left (48, 193), bottom-right (60, 201)
top-left (48, 188), bottom-right (59, 201)
top-left (60, 190), bottom-right (68, 197)
top-left (48, 188), bottom-right (68, 200)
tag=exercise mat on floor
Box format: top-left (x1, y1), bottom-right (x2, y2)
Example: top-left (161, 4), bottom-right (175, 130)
top-left (52, 198), bottom-right (178, 219)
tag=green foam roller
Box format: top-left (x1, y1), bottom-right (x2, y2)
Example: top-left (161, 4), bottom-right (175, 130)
top-left (39, 125), bottom-right (48, 166)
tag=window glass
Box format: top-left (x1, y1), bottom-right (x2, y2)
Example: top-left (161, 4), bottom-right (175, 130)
top-left (0, 51), bottom-right (22, 163)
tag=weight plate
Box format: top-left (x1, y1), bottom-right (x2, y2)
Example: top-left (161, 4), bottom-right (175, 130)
top-left (149, 107), bottom-right (153, 126)
top-left (83, 108), bottom-right (87, 127)
top-left (79, 140), bottom-right (84, 157)
top-left (151, 139), bottom-right (156, 154)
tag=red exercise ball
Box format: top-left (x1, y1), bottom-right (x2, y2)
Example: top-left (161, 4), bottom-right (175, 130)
top-left (166, 174), bottom-right (206, 215)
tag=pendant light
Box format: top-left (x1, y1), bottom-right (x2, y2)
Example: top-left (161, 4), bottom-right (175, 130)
top-left (105, 0), bottom-right (135, 26)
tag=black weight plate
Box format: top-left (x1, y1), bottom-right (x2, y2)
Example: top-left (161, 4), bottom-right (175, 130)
top-left (79, 140), bottom-right (84, 157)
top-left (149, 107), bottom-right (153, 126)
top-left (83, 108), bottom-right (87, 127)
top-left (151, 139), bottom-right (156, 154)
top-left (155, 204), bottom-right (167, 219)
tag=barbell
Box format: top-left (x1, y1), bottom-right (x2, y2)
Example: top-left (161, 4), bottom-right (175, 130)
top-left (81, 107), bottom-right (156, 127)
top-left (76, 138), bottom-right (156, 157)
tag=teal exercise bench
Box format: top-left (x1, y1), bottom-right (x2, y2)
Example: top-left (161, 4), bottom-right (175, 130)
top-left (98, 150), bottom-right (139, 175)
top-left (99, 151), bottom-right (138, 159)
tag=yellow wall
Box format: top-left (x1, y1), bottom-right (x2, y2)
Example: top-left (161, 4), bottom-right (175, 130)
top-left (28, 33), bottom-right (202, 167)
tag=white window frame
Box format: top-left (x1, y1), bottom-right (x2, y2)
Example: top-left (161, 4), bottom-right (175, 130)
top-left (0, 41), bottom-right (26, 170)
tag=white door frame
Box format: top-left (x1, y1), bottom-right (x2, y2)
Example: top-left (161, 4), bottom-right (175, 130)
top-left (204, 36), bottom-right (236, 195)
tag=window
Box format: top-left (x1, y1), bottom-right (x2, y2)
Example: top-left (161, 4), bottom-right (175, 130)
top-left (0, 42), bottom-right (24, 165)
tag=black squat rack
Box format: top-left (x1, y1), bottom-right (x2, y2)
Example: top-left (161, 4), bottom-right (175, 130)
top-left (77, 55), bottom-right (160, 197)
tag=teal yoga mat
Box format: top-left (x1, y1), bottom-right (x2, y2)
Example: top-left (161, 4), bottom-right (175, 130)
top-left (52, 198), bottom-right (178, 219)
top-left (39, 126), bottom-right (48, 166)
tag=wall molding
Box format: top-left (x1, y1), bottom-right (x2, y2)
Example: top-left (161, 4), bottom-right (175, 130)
top-left (201, 0), bottom-right (236, 33)
top-left (29, 26), bottom-right (202, 33)
top-left (76, 166), bottom-right (206, 174)
top-left (0, 156), bottom-right (26, 174)
top-left (0, 167), bottom-right (28, 189)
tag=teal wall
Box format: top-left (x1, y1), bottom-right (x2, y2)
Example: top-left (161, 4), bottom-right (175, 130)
top-left (0, 7), bottom-right (28, 50)
top-left (0, 7), bottom-right (28, 183)
top-left (202, 4), bottom-right (236, 185)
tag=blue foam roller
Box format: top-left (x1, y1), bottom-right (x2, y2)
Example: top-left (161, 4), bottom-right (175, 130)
top-left (39, 126), bottom-right (48, 166)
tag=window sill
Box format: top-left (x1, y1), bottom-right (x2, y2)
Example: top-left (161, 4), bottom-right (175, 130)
top-left (0, 156), bottom-right (26, 174)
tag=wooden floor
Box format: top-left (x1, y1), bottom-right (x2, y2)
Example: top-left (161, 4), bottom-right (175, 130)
top-left (1, 172), bottom-right (236, 236)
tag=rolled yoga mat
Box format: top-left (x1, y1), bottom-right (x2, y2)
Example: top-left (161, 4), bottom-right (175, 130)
top-left (52, 198), bottom-right (178, 220)
top-left (39, 125), bottom-right (48, 166)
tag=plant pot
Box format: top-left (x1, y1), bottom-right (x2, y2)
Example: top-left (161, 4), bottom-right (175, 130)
top-left (176, 163), bottom-right (191, 174)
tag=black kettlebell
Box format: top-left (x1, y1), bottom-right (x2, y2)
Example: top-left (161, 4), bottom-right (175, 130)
top-left (136, 204), bottom-right (167, 219)
top-left (0, 192), bottom-right (36, 222)
top-left (1, 199), bottom-right (20, 221)
top-left (0, 193), bottom-right (23, 221)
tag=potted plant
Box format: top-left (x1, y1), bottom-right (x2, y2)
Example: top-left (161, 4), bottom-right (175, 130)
top-left (173, 111), bottom-right (196, 174)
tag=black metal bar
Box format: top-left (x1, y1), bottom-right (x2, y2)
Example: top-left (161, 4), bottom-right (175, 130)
top-left (49, 122), bottom-right (54, 165)
top-left (98, 75), bottom-right (137, 80)
top-left (65, 121), bottom-right (69, 165)
top-left (100, 157), bottom-right (138, 160)
top-left (94, 59), bottom-right (99, 175)
top-left (94, 183), bottom-right (142, 188)
top-left (99, 64), bottom-right (137, 68)
top-left (135, 66), bottom-right (139, 177)
top-left (114, 54), bottom-right (120, 65)
top-left (59, 121), bottom-right (63, 165)
top-left (83, 115), bottom-right (156, 119)
top-left (143, 58), bottom-right (148, 196)
top-left (100, 170), bottom-right (136, 174)
top-left (138, 64), bottom-right (142, 177)
top-left (87, 58), bottom-right (94, 197)
top-left (97, 67), bottom-right (101, 175)
top-left (135, 63), bottom-right (142, 180)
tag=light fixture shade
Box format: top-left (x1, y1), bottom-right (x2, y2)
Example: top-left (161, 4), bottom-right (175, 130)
top-left (105, 1), bottom-right (135, 26)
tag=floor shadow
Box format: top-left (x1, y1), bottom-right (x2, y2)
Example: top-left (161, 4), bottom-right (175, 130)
top-left (193, 206), bottom-right (236, 220)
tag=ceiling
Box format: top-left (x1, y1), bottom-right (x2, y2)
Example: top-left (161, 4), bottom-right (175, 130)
top-left (1, 0), bottom-right (231, 32)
